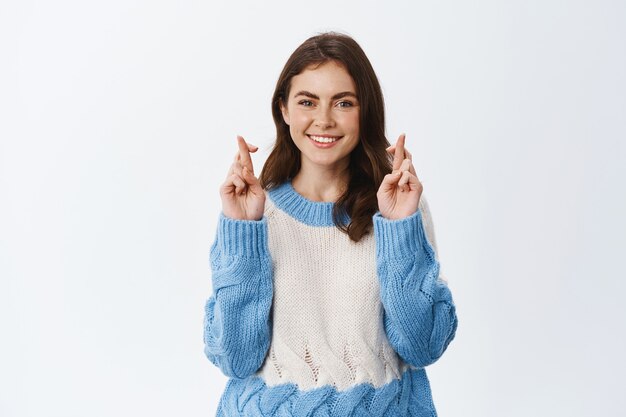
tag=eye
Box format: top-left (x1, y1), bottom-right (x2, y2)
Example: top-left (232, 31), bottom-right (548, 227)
top-left (337, 100), bottom-right (354, 108)
top-left (298, 99), bottom-right (314, 107)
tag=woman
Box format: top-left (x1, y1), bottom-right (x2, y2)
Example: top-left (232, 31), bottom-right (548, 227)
top-left (204, 32), bottom-right (457, 416)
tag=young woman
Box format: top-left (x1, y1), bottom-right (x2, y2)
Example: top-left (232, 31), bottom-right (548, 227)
top-left (203, 32), bottom-right (457, 416)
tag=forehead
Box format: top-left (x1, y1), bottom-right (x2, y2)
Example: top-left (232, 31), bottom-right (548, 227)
top-left (289, 61), bottom-right (356, 96)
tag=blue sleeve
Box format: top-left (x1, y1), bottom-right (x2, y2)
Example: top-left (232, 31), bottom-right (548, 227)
top-left (203, 213), bottom-right (273, 379)
top-left (373, 208), bottom-right (457, 368)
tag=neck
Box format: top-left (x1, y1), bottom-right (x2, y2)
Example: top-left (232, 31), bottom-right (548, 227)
top-left (291, 162), bottom-right (350, 203)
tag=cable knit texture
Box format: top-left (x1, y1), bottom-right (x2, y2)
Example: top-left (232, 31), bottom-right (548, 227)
top-left (203, 180), bottom-right (457, 416)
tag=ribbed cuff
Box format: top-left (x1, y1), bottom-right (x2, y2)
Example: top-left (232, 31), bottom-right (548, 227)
top-left (217, 213), bottom-right (269, 258)
top-left (373, 209), bottom-right (434, 260)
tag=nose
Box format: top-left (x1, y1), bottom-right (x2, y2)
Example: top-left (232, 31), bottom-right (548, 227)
top-left (314, 105), bottom-right (335, 129)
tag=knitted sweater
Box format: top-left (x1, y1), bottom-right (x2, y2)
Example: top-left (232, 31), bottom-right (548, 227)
top-left (203, 180), bottom-right (457, 417)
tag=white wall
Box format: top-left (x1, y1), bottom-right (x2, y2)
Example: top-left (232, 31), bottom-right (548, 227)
top-left (1, 1), bottom-right (625, 416)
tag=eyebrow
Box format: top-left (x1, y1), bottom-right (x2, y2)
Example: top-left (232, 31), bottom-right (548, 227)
top-left (293, 90), bottom-right (358, 100)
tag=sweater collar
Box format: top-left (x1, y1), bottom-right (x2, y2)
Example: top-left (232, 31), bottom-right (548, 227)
top-left (267, 180), bottom-right (350, 227)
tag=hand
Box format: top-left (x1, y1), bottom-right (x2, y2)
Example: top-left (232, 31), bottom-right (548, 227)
top-left (376, 133), bottom-right (423, 220)
top-left (220, 135), bottom-right (266, 221)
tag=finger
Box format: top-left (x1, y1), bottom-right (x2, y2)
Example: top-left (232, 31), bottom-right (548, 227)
top-left (242, 166), bottom-right (262, 193)
top-left (227, 158), bottom-right (243, 178)
top-left (402, 147), bottom-right (416, 175)
top-left (398, 171), bottom-right (422, 192)
top-left (227, 150), bottom-right (242, 178)
top-left (232, 173), bottom-right (247, 195)
top-left (235, 141), bottom-right (257, 156)
top-left (221, 173), bottom-right (246, 195)
top-left (237, 135), bottom-right (255, 173)
top-left (236, 135), bottom-right (258, 153)
top-left (388, 146), bottom-right (412, 160)
top-left (398, 157), bottom-right (416, 177)
top-left (399, 158), bottom-right (411, 173)
top-left (229, 173), bottom-right (248, 193)
top-left (241, 165), bottom-right (253, 180)
top-left (392, 133), bottom-right (406, 171)
top-left (235, 162), bottom-right (245, 180)
top-left (388, 137), bottom-right (412, 158)
top-left (379, 171), bottom-right (403, 193)
top-left (404, 156), bottom-right (416, 177)
top-left (398, 170), bottom-right (412, 192)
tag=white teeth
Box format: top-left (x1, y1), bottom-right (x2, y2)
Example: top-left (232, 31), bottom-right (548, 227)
top-left (309, 135), bottom-right (340, 143)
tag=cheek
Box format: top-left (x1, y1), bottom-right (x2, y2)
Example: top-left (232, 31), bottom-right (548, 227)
top-left (289, 111), bottom-right (312, 131)
top-left (341, 112), bottom-right (360, 133)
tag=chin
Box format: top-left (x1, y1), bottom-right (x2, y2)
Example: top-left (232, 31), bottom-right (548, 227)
top-left (308, 155), bottom-right (350, 168)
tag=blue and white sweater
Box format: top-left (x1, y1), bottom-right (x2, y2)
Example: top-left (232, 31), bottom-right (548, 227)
top-left (204, 180), bottom-right (457, 416)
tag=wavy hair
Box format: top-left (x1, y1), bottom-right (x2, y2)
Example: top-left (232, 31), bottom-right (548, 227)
top-left (259, 32), bottom-right (392, 242)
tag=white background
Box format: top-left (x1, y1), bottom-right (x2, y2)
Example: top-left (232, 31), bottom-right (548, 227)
top-left (1, 1), bottom-right (625, 416)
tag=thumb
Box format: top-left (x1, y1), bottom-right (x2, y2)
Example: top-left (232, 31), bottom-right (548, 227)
top-left (380, 171), bottom-right (402, 192)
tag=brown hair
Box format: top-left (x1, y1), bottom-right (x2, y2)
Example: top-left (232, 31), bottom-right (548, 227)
top-left (259, 32), bottom-right (392, 242)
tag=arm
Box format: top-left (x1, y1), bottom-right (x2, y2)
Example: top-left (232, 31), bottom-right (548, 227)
top-left (373, 196), bottom-right (457, 368)
top-left (203, 213), bottom-right (273, 379)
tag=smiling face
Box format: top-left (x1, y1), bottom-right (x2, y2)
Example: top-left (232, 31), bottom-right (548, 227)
top-left (280, 61), bottom-right (360, 174)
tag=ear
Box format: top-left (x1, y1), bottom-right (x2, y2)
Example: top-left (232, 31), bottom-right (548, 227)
top-left (279, 101), bottom-right (290, 126)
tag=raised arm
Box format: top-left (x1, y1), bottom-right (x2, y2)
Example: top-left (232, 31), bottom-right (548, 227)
top-left (203, 135), bottom-right (272, 378)
top-left (375, 134), bottom-right (457, 368)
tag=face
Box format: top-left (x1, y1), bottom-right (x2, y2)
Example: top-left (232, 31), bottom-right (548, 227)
top-left (280, 61), bottom-right (360, 173)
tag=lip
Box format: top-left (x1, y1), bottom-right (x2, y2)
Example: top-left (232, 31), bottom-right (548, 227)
top-left (307, 134), bottom-right (341, 138)
top-left (306, 134), bottom-right (342, 148)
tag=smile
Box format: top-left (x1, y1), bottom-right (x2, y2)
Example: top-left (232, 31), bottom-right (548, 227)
top-left (307, 134), bottom-right (342, 144)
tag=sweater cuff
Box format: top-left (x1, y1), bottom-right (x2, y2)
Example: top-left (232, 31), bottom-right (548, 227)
top-left (217, 212), bottom-right (269, 258)
top-left (373, 209), bottom-right (435, 260)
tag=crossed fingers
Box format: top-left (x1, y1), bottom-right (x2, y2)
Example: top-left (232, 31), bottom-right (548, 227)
top-left (387, 133), bottom-right (416, 175)
top-left (227, 136), bottom-right (257, 175)
top-left (226, 135), bottom-right (258, 194)
top-left (237, 135), bottom-right (256, 174)
top-left (386, 133), bottom-right (418, 191)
